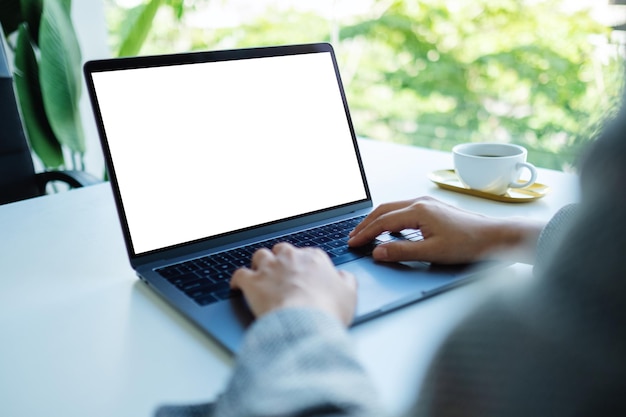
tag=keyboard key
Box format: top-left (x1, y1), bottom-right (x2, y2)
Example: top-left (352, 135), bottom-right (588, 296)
top-left (329, 246), bottom-right (353, 257)
top-left (213, 262), bottom-right (237, 273)
top-left (156, 265), bottom-right (182, 278)
top-left (185, 283), bottom-right (217, 299)
top-left (209, 271), bottom-right (231, 281)
top-left (325, 238), bottom-right (343, 247)
top-left (190, 282), bottom-right (241, 306)
top-left (214, 288), bottom-right (240, 300)
top-left (401, 229), bottom-right (423, 241)
top-left (180, 278), bottom-right (212, 292)
top-left (177, 262), bottom-right (198, 273)
top-left (194, 268), bottom-right (218, 280)
top-left (375, 232), bottom-right (396, 243)
top-left (230, 257), bottom-right (248, 267)
top-left (166, 272), bottom-right (202, 288)
top-left (195, 294), bottom-right (218, 306)
top-left (330, 251), bottom-right (363, 266)
top-left (196, 256), bottom-right (220, 267)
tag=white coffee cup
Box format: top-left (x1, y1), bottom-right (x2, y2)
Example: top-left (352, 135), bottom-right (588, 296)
top-left (452, 142), bottom-right (537, 195)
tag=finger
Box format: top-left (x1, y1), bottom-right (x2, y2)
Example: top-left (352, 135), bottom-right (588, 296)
top-left (348, 206), bottom-right (419, 247)
top-left (272, 241), bottom-right (296, 255)
top-left (349, 200), bottom-right (413, 237)
top-left (348, 213), bottom-right (396, 246)
top-left (371, 239), bottom-right (438, 263)
top-left (251, 247), bottom-right (273, 269)
top-left (230, 267), bottom-right (254, 290)
top-left (303, 245), bottom-right (330, 260)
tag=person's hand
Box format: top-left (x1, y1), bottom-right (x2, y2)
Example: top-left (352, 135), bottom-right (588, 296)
top-left (230, 243), bottom-right (358, 326)
top-left (348, 196), bottom-right (545, 264)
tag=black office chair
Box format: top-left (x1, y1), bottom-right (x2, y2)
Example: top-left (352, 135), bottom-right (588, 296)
top-left (0, 38), bottom-right (100, 205)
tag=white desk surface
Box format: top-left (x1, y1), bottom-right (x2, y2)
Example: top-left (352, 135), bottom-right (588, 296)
top-left (0, 139), bottom-right (580, 417)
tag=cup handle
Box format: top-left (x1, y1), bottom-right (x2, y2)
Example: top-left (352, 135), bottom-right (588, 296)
top-left (509, 162), bottom-right (537, 189)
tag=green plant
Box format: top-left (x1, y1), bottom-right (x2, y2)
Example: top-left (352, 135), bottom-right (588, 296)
top-left (108, 0), bottom-right (187, 57)
top-left (1, 0), bottom-right (86, 170)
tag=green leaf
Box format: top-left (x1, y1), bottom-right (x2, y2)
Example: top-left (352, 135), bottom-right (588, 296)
top-left (13, 24), bottom-right (64, 168)
top-left (38, 0), bottom-right (85, 154)
top-left (20, 0), bottom-right (43, 46)
top-left (117, 0), bottom-right (163, 57)
top-left (165, 0), bottom-right (186, 20)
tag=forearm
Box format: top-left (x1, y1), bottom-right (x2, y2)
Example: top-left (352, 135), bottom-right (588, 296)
top-left (213, 308), bottom-right (382, 417)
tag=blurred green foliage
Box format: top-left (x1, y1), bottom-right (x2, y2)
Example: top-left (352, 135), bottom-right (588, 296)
top-left (106, 0), bottom-right (624, 171)
top-left (337, 0), bottom-right (624, 171)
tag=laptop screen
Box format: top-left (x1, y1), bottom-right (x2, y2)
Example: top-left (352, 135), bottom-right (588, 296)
top-left (89, 48), bottom-right (369, 255)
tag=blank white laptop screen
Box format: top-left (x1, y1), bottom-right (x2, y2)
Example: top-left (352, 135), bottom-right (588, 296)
top-left (91, 51), bottom-right (367, 255)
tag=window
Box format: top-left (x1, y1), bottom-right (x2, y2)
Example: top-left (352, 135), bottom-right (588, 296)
top-left (106, 0), bottom-right (625, 171)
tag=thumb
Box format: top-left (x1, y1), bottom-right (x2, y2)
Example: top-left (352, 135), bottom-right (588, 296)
top-left (371, 240), bottom-right (436, 263)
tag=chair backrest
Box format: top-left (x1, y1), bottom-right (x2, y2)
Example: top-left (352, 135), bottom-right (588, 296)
top-left (0, 36), bottom-right (41, 204)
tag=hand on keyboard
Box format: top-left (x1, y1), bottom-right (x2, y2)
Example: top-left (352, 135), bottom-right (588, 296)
top-left (230, 242), bottom-right (358, 325)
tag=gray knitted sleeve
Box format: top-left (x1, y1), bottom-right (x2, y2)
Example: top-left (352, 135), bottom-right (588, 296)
top-left (533, 203), bottom-right (579, 277)
top-left (212, 308), bottom-right (383, 417)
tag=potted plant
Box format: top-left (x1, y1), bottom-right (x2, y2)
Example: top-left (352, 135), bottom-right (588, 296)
top-left (1, 0), bottom-right (85, 171)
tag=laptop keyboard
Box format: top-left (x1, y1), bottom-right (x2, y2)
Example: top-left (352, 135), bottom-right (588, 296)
top-left (155, 215), bottom-right (423, 306)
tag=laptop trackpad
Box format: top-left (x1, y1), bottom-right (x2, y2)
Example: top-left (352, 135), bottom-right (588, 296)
top-left (341, 257), bottom-right (470, 319)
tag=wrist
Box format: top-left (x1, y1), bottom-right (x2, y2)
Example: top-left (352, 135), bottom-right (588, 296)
top-left (483, 217), bottom-right (545, 264)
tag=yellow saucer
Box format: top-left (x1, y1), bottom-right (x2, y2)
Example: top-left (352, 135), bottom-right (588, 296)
top-left (428, 169), bottom-right (550, 203)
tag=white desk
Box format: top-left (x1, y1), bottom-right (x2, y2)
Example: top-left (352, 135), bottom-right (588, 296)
top-left (0, 139), bottom-right (580, 417)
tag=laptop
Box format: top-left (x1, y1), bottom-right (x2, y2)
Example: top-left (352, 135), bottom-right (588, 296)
top-left (84, 43), bottom-right (494, 353)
